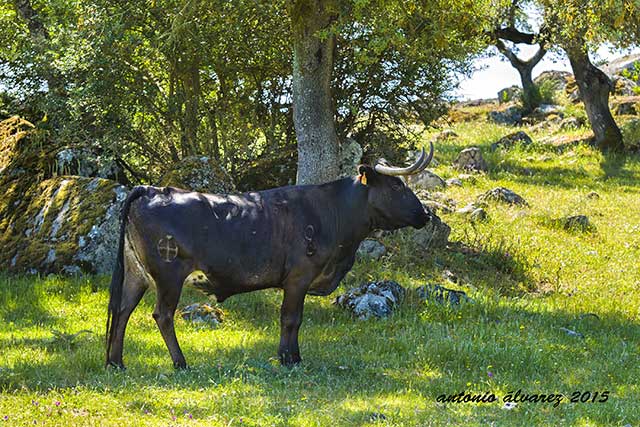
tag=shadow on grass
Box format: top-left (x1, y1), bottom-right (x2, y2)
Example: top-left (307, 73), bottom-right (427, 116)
top-left (1, 272), bottom-right (639, 426)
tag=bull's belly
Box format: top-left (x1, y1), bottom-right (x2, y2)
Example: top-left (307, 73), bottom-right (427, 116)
top-left (187, 264), bottom-right (284, 302)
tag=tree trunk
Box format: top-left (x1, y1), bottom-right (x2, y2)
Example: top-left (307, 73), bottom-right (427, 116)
top-left (289, 0), bottom-right (339, 185)
top-left (565, 44), bottom-right (623, 151)
top-left (518, 66), bottom-right (541, 113)
top-left (495, 40), bottom-right (545, 113)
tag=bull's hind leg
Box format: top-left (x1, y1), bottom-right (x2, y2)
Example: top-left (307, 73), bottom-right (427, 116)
top-left (151, 266), bottom-right (190, 369)
top-left (107, 242), bottom-right (150, 369)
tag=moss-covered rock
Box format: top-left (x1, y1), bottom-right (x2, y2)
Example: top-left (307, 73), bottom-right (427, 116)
top-left (0, 116), bottom-right (131, 274)
top-left (160, 155), bottom-right (236, 193)
top-left (1, 175), bottom-right (127, 274)
top-left (0, 116), bottom-right (125, 183)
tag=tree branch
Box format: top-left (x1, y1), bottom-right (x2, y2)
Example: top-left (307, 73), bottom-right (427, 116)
top-left (527, 46), bottom-right (547, 68)
top-left (495, 39), bottom-right (524, 68)
top-left (493, 27), bottom-right (536, 45)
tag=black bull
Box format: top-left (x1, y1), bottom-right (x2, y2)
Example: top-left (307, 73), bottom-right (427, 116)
top-left (106, 144), bottom-right (434, 368)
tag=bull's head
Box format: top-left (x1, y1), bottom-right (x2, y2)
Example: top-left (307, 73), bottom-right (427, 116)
top-left (358, 142), bottom-right (434, 230)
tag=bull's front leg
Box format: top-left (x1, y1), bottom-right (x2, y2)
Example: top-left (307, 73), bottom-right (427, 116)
top-left (278, 284), bottom-right (308, 366)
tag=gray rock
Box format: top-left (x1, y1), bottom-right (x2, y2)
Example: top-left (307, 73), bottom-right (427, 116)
top-left (456, 203), bottom-right (478, 214)
top-left (561, 215), bottom-right (592, 232)
top-left (180, 303), bottom-right (224, 327)
top-left (533, 70), bottom-right (573, 91)
top-left (445, 178), bottom-right (462, 187)
top-left (334, 280), bottom-right (406, 320)
top-left (407, 170), bottom-right (446, 190)
top-left (412, 215), bottom-right (450, 249)
top-left (416, 284), bottom-right (472, 307)
top-left (470, 208), bottom-right (488, 223)
top-left (434, 129), bottom-right (458, 141)
top-left (533, 104), bottom-right (563, 117)
top-left (357, 239), bottom-right (386, 260)
top-left (586, 191), bottom-right (600, 200)
top-left (558, 327), bottom-right (584, 339)
top-left (338, 138), bottom-right (363, 177)
top-left (453, 147), bottom-right (487, 172)
top-left (478, 187), bottom-right (528, 206)
top-left (497, 86), bottom-right (522, 104)
top-left (44, 248), bottom-right (56, 265)
top-left (428, 191), bottom-right (458, 208)
top-left (488, 106), bottom-right (522, 125)
top-left (74, 184), bottom-right (128, 274)
top-left (55, 147), bottom-right (122, 180)
top-left (613, 99), bottom-right (639, 116)
top-left (422, 200), bottom-right (454, 214)
top-left (559, 116), bottom-right (585, 130)
top-left (160, 156), bottom-right (235, 194)
top-left (490, 131), bottom-right (533, 152)
top-left (603, 53), bottom-right (640, 77)
top-left (61, 265), bottom-right (82, 276)
top-left (612, 76), bottom-right (638, 96)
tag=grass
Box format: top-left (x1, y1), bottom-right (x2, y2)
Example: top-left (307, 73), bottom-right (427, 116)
top-left (1, 113), bottom-right (640, 426)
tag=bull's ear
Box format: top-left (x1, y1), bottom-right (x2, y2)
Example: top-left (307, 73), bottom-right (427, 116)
top-left (357, 165), bottom-right (377, 186)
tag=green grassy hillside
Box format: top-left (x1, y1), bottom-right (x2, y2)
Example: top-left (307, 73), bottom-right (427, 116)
top-left (1, 109), bottom-right (639, 426)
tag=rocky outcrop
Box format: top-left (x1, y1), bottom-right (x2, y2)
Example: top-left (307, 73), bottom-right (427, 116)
top-left (560, 215), bottom-right (592, 232)
top-left (487, 105), bottom-right (522, 125)
top-left (612, 96), bottom-right (640, 116)
top-left (334, 280), bottom-right (405, 320)
top-left (534, 70), bottom-right (573, 91)
top-left (2, 176), bottom-right (127, 274)
top-left (603, 53), bottom-right (640, 77)
top-left (160, 155), bottom-right (235, 194)
top-left (406, 170), bottom-right (446, 190)
top-left (497, 86), bottom-right (522, 104)
top-left (612, 76), bottom-right (638, 97)
top-left (490, 131), bottom-right (533, 152)
top-left (453, 147), bottom-right (488, 172)
top-left (478, 187), bottom-right (528, 206)
top-left (559, 117), bottom-right (585, 130)
top-left (357, 239), bottom-right (386, 260)
top-left (1, 116), bottom-right (132, 274)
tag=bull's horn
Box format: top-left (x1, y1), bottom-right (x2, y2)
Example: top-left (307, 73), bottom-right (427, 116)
top-left (374, 141), bottom-right (434, 176)
top-left (415, 141), bottom-right (434, 173)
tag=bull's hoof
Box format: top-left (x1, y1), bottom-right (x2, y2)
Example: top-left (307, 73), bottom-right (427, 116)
top-left (173, 361), bottom-right (188, 370)
top-left (279, 352), bottom-right (301, 367)
top-left (106, 361), bottom-right (126, 371)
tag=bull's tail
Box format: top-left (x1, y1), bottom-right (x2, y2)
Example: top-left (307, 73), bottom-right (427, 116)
top-left (105, 185), bottom-right (147, 366)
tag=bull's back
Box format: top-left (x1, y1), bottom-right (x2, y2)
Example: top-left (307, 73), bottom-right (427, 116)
top-left (128, 187), bottom-right (289, 290)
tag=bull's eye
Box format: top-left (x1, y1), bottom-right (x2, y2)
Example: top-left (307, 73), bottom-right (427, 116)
top-left (391, 181), bottom-right (404, 191)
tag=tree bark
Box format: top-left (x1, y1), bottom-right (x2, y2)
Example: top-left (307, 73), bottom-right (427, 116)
top-left (289, 0), bottom-right (339, 185)
top-left (564, 43), bottom-right (623, 151)
top-left (495, 40), bottom-right (545, 113)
